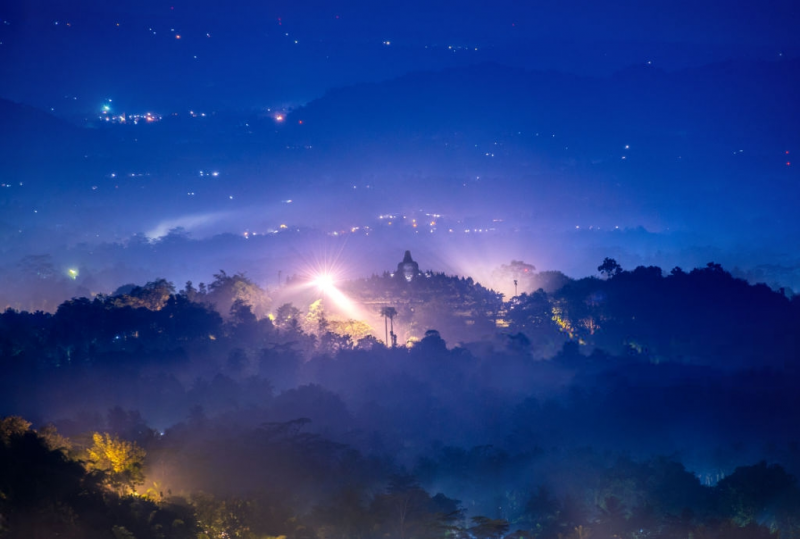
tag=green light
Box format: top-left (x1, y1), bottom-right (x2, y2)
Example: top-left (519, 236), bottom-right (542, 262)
top-left (68, 269), bottom-right (78, 279)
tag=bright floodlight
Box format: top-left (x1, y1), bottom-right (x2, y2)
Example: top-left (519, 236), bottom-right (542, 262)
top-left (296, 253), bottom-right (364, 320)
top-left (312, 273), bottom-right (335, 291)
top-left (309, 272), bottom-right (356, 314)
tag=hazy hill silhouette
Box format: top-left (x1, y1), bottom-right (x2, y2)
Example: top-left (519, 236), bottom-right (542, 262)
top-left (285, 59), bottom-right (800, 149)
top-left (2, 58), bottom-right (797, 182)
top-left (0, 98), bottom-right (97, 162)
top-left (1, 59), bottom-right (798, 244)
top-left (5, 58), bottom-right (798, 161)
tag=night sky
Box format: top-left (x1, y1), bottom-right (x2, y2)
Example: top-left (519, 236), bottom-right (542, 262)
top-left (5, 5), bottom-right (800, 535)
top-left (1, 0), bottom-right (799, 300)
top-left (3, 0), bottom-right (799, 110)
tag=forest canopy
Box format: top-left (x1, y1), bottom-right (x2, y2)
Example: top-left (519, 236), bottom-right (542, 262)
top-left (1, 259), bottom-right (799, 538)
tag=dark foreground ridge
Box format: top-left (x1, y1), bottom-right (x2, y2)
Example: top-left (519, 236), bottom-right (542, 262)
top-left (1, 259), bottom-right (799, 538)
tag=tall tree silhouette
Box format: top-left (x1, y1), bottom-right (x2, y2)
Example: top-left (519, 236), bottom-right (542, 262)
top-left (381, 306), bottom-right (398, 347)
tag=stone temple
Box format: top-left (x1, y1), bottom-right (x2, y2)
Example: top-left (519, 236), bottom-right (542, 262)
top-left (397, 250), bottom-right (421, 282)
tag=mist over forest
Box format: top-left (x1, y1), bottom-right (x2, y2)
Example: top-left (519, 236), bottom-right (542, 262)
top-left (3, 256), bottom-right (800, 538)
top-left (3, 0), bottom-right (800, 536)
top-left (2, 57), bottom-right (800, 314)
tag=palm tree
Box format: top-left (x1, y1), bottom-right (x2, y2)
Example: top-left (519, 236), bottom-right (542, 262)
top-left (380, 306), bottom-right (398, 347)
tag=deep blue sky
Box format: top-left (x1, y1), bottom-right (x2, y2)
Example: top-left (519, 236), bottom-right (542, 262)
top-left (2, 0), bottom-right (798, 111)
top-left (1, 0), bottom-right (799, 303)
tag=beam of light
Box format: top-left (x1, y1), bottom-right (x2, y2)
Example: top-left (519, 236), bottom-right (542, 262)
top-left (145, 211), bottom-right (232, 239)
top-left (312, 273), bottom-right (335, 291)
top-left (313, 274), bottom-right (360, 319)
top-left (281, 244), bottom-right (371, 326)
top-left (305, 271), bottom-right (361, 320)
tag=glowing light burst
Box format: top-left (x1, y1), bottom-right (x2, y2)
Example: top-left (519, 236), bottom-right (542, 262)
top-left (312, 273), bottom-right (335, 290)
top-left (310, 273), bottom-right (359, 318)
top-left (301, 268), bottom-right (361, 320)
top-left (291, 247), bottom-right (366, 322)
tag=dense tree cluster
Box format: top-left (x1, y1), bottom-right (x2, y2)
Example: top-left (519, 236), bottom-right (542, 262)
top-left (340, 271), bottom-right (504, 345)
top-left (0, 417), bottom-right (195, 539)
top-left (2, 260), bottom-right (800, 537)
top-left (505, 261), bottom-right (800, 366)
top-left (3, 414), bottom-right (800, 538)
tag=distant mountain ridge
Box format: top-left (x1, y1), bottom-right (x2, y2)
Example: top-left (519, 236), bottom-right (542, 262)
top-left (0, 98), bottom-right (87, 153)
top-left (1, 59), bottom-right (797, 245)
top-left (2, 58), bottom-right (797, 159)
top-left (286, 59), bottom-right (800, 150)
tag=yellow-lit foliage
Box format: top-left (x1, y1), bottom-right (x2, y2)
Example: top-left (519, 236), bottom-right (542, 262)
top-left (305, 299), bottom-right (326, 333)
top-left (0, 416), bottom-right (32, 443)
top-left (191, 492), bottom-right (254, 539)
top-left (38, 423), bottom-right (72, 454)
top-left (1, 417), bottom-right (71, 455)
top-left (405, 336), bottom-right (420, 347)
top-left (551, 304), bottom-right (575, 339)
top-left (87, 432), bottom-right (146, 494)
top-left (327, 319), bottom-right (373, 342)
